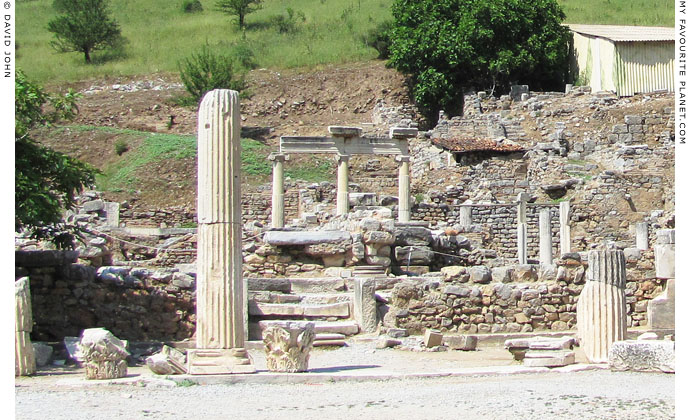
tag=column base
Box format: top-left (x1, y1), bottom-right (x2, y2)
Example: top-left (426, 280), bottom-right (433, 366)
top-left (187, 348), bottom-right (256, 375)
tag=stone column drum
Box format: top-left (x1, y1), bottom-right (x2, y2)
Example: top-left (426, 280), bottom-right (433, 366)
top-left (539, 208), bottom-right (553, 266)
top-left (635, 222), bottom-right (649, 250)
top-left (269, 153), bottom-right (287, 228)
top-left (15, 277), bottom-right (36, 376)
top-left (263, 322), bottom-right (316, 372)
top-left (190, 89), bottom-right (255, 374)
top-left (396, 155), bottom-right (411, 222)
top-left (516, 193), bottom-right (528, 264)
top-left (336, 154), bottom-right (350, 216)
top-left (559, 201), bottom-right (571, 255)
top-left (576, 250), bottom-right (627, 363)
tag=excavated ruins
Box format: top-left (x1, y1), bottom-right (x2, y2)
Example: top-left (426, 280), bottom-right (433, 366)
top-left (15, 84), bottom-right (676, 377)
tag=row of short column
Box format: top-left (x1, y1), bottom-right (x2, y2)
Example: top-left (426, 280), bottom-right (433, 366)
top-left (514, 195), bottom-right (571, 265)
top-left (268, 152), bottom-right (412, 226)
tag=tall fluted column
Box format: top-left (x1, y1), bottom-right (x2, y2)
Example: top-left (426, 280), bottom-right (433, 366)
top-left (516, 193), bottom-right (528, 264)
top-left (336, 154), bottom-right (350, 216)
top-left (539, 208), bottom-right (553, 266)
top-left (269, 153), bottom-right (287, 228)
top-left (559, 201), bottom-right (571, 255)
top-left (576, 250), bottom-right (627, 363)
top-left (190, 89), bottom-right (255, 374)
top-left (15, 277), bottom-right (36, 376)
top-left (396, 155), bottom-right (411, 222)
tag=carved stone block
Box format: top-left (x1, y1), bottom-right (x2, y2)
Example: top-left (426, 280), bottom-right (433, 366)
top-left (263, 322), bottom-right (315, 372)
top-left (79, 328), bottom-right (130, 380)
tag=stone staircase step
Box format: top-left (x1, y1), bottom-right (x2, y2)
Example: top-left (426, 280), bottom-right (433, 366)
top-left (313, 340), bottom-right (346, 347)
top-left (315, 333), bottom-right (346, 341)
top-left (248, 301), bottom-right (350, 318)
top-left (249, 291), bottom-right (351, 305)
top-left (247, 277), bottom-right (347, 293)
top-left (256, 320), bottom-right (359, 337)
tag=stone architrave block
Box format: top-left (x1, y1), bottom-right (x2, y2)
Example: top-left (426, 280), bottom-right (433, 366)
top-left (263, 322), bottom-right (315, 372)
top-left (443, 335), bottom-right (478, 351)
top-left (523, 351), bottom-right (575, 367)
top-left (424, 329), bottom-right (443, 347)
top-left (79, 328), bottom-right (130, 380)
top-left (647, 279), bottom-right (675, 329)
top-left (654, 244), bottom-right (675, 279)
top-left (354, 278), bottom-right (378, 333)
top-left (608, 340), bottom-right (675, 373)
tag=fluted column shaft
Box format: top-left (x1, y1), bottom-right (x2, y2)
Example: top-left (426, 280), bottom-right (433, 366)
top-left (559, 201), bottom-right (571, 255)
top-left (576, 250), bottom-right (627, 363)
top-left (196, 89), bottom-right (245, 350)
top-left (336, 154), bottom-right (350, 216)
top-left (396, 155), bottom-right (411, 222)
top-left (269, 153), bottom-right (286, 228)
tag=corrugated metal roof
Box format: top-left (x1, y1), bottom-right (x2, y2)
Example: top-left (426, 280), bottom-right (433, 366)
top-left (567, 24), bottom-right (674, 42)
top-left (432, 137), bottom-right (524, 154)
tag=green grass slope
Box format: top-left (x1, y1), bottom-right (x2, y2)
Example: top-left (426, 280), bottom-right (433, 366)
top-left (17, 0), bottom-right (673, 84)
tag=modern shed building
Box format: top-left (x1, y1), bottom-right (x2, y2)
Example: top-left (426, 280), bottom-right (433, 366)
top-left (568, 25), bottom-right (674, 96)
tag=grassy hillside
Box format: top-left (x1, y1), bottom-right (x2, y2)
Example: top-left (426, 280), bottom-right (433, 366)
top-left (17, 0), bottom-right (673, 84)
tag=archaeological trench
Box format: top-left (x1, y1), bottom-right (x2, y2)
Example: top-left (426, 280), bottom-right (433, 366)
top-left (15, 86), bottom-right (676, 376)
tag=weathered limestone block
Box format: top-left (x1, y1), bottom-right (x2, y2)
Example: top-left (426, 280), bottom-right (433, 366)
top-left (635, 222), bottom-right (649, 250)
top-left (79, 328), bottom-right (130, 380)
top-left (263, 322), bottom-right (315, 372)
top-left (608, 340), bottom-right (675, 373)
top-left (469, 265), bottom-right (492, 283)
top-left (424, 329), bottom-right (443, 347)
top-left (647, 279), bottom-right (675, 329)
top-left (354, 278), bottom-right (378, 333)
top-left (395, 246), bottom-right (434, 265)
top-left (654, 244), bottom-right (675, 279)
top-left (394, 226), bottom-right (433, 246)
top-left (15, 278), bottom-right (36, 376)
top-left (32, 342), bottom-right (53, 367)
top-left (264, 231), bottom-right (352, 246)
top-left (441, 266), bottom-right (468, 282)
top-left (443, 335), bottom-right (478, 351)
top-left (147, 345), bottom-right (187, 375)
top-left (577, 250), bottom-right (627, 363)
top-left (363, 231), bottom-right (395, 245)
top-left (523, 350), bottom-right (575, 367)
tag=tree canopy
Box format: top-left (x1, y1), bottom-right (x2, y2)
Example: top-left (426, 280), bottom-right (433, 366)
top-left (47, 0), bottom-right (124, 63)
top-left (15, 69), bottom-right (97, 248)
top-left (388, 0), bottom-right (571, 122)
top-left (216, 0), bottom-right (263, 29)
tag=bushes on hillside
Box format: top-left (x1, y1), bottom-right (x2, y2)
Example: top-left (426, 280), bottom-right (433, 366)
top-left (360, 20), bottom-right (392, 59)
top-left (178, 47), bottom-right (246, 103)
top-left (182, 0), bottom-right (203, 13)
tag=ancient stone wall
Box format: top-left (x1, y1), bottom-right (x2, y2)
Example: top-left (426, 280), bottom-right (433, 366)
top-left (412, 203), bottom-right (562, 259)
top-left (15, 251), bottom-right (196, 342)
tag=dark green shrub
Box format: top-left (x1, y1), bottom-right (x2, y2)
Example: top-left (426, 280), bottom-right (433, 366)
top-left (114, 139), bottom-right (129, 155)
top-left (182, 0), bottom-right (203, 13)
top-left (360, 20), bottom-right (392, 59)
top-left (231, 42), bottom-right (258, 69)
top-left (268, 8), bottom-right (305, 34)
top-left (178, 46), bottom-right (245, 102)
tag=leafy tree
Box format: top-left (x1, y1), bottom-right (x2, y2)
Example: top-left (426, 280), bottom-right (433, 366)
top-left (15, 69), bottom-right (97, 248)
top-left (47, 0), bottom-right (124, 63)
top-left (388, 0), bottom-right (571, 122)
top-left (215, 0), bottom-right (263, 29)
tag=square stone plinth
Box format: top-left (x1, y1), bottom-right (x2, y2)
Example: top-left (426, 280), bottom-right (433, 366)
top-left (187, 348), bottom-right (256, 375)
